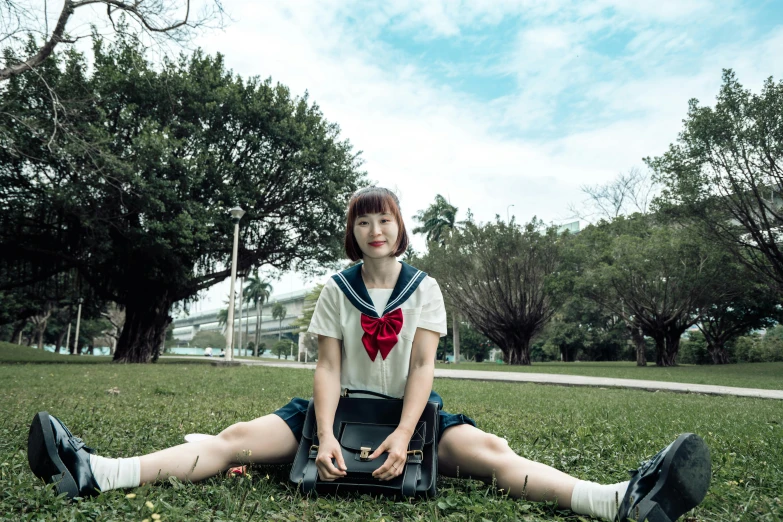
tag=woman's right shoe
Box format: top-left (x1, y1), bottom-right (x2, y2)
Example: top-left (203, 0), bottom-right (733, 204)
top-left (27, 411), bottom-right (101, 499)
top-left (616, 433), bottom-right (711, 521)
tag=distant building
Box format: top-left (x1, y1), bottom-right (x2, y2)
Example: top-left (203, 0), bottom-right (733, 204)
top-left (557, 221), bottom-right (580, 234)
top-left (171, 287), bottom-right (312, 343)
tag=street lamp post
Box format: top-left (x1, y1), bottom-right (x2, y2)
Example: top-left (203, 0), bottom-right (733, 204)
top-left (506, 204), bottom-right (515, 223)
top-left (73, 297), bottom-right (84, 355)
top-left (225, 206), bottom-right (245, 363)
top-left (237, 276), bottom-right (244, 357)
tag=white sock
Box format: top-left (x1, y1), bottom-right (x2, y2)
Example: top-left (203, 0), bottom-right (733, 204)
top-left (89, 455), bottom-right (141, 491)
top-left (571, 480), bottom-right (630, 521)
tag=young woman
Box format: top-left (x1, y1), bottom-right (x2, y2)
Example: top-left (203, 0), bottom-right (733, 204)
top-left (28, 187), bottom-right (711, 521)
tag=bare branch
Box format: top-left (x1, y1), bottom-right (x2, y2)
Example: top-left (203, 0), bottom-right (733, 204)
top-left (1, 0), bottom-right (225, 81)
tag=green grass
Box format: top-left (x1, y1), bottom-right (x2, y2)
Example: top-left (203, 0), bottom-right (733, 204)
top-left (436, 361), bottom-right (783, 390)
top-left (6, 344), bottom-right (781, 390)
top-left (0, 343), bottom-right (213, 365)
top-left (1, 360), bottom-right (781, 521)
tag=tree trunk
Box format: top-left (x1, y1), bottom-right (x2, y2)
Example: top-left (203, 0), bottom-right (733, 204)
top-left (654, 328), bottom-right (683, 367)
top-left (708, 343), bottom-right (731, 364)
top-left (113, 293), bottom-right (173, 363)
top-left (505, 338), bottom-right (531, 365)
top-left (452, 312), bottom-right (460, 364)
top-left (55, 330), bottom-right (65, 353)
top-left (10, 320), bottom-right (25, 343)
top-left (36, 319), bottom-right (47, 350)
top-left (632, 326), bottom-right (646, 366)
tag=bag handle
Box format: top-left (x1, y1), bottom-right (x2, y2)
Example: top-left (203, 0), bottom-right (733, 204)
top-left (342, 388), bottom-right (398, 400)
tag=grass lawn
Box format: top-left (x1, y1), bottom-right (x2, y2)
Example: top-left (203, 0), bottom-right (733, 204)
top-left (0, 343), bottom-right (213, 365)
top-left (435, 361), bottom-right (783, 391)
top-left (1, 358), bottom-right (781, 521)
top-left (7, 343), bottom-right (781, 391)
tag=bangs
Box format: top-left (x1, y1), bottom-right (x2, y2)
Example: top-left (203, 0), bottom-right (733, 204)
top-left (352, 191), bottom-right (395, 217)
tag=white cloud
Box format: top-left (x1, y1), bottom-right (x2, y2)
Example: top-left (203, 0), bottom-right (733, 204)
top-left (171, 1), bottom-right (782, 308)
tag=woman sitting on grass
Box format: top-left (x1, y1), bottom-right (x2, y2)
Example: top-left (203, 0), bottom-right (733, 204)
top-left (28, 187), bottom-right (711, 521)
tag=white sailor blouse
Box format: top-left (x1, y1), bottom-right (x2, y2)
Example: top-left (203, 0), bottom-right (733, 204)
top-left (307, 262), bottom-right (447, 398)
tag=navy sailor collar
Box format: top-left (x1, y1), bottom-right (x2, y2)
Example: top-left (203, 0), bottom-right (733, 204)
top-left (332, 261), bottom-right (427, 318)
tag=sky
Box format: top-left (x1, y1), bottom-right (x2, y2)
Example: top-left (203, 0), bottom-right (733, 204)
top-left (42, 0), bottom-right (783, 313)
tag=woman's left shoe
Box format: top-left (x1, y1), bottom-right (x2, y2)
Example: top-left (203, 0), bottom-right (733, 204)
top-left (617, 433), bottom-right (711, 522)
top-left (27, 411), bottom-right (101, 499)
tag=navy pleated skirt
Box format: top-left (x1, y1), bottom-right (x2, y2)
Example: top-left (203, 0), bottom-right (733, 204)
top-left (274, 390), bottom-right (475, 443)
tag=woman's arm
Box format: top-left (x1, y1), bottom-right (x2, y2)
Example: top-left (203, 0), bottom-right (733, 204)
top-left (313, 334), bottom-right (347, 480)
top-left (370, 327), bottom-right (439, 480)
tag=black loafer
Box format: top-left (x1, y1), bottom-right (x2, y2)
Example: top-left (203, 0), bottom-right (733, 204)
top-left (27, 411), bottom-right (101, 499)
top-left (617, 433), bottom-right (711, 522)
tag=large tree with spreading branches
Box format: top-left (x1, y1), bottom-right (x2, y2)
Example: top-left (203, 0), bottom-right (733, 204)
top-left (420, 217), bottom-right (562, 365)
top-left (649, 69), bottom-right (783, 294)
top-left (0, 34), bottom-right (365, 362)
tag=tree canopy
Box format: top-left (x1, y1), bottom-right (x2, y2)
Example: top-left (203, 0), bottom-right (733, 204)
top-left (421, 217), bottom-right (562, 365)
top-left (649, 69), bottom-right (783, 294)
top-left (0, 33), bottom-right (365, 362)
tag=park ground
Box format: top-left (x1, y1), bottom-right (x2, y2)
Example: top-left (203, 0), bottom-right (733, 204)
top-left (1, 344), bottom-right (781, 521)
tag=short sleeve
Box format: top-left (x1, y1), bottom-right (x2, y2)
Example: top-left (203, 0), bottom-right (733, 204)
top-left (307, 279), bottom-right (343, 340)
top-left (417, 278), bottom-right (448, 337)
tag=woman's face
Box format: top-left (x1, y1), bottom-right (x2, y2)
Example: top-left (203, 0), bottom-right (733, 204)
top-left (353, 211), bottom-right (399, 259)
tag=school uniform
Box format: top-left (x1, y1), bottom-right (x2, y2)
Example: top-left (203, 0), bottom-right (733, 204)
top-left (274, 261), bottom-right (475, 442)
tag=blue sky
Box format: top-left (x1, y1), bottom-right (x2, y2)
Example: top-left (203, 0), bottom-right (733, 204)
top-left (56, 0), bottom-right (783, 306)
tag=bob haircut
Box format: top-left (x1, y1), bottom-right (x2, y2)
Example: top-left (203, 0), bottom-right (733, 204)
top-left (344, 187), bottom-right (410, 261)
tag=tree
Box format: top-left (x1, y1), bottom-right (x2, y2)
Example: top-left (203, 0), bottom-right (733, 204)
top-left (569, 167), bottom-right (657, 222)
top-left (412, 195), bottom-right (459, 245)
top-left (272, 302), bottom-right (287, 341)
top-left (439, 320), bottom-right (495, 362)
top-left (100, 303), bottom-right (125, 355)
top-left (190, 330), bottom-right (226, 350)
top-left (649, 69), bottom-right (783, 294)
top-left (571, 216), bottom-right (730, 366)
top-left (421, 217), bottom-right (561, 365)
top-left (534, 295), bottom-right (630, 363)
top-left (696, 277), bottom-right (781, 364)
top-left (243, 273), bottom-right (273, 357)
top-left (0, 1), bottom-right (225, 82)
top-left (412, 195), bottom-right (463, 361)
top-left (0, 35), bottom-right (366, 363)
top-left (272, 339), bottom-right (290, 359)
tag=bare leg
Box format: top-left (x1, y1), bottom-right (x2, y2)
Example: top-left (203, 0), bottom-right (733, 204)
top-left (139, 414), bottom-right (298, 484)
top-left (438, 424), bottom-right (577, 508)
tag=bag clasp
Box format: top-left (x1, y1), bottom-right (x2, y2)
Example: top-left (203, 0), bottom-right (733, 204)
top-left (360, 446), bottom-right (371, 460)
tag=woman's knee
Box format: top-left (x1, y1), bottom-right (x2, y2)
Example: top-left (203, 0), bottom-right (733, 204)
top-left (217, 421), bottom-right (253, 447)
top-left (480, 433), bottom-right (512, 457)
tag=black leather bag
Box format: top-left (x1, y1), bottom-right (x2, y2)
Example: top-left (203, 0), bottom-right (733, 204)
top-left (289, 389), bottom-right (439, 498)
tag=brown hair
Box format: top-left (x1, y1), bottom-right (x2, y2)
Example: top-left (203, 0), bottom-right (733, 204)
top-left (344, 187), bottom-right (409, 261)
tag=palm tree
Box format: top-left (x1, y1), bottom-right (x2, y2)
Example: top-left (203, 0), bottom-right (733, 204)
top-left (272, 302), bottom-right (287, 341)
top-left (412, 194), bottom-right (458, 245)
top-left (244, 273), bottom-right (273, 357)
top-left (413, 195), bottom-right (461, 361)
top-left (217, 308), bottom-right (228, 334)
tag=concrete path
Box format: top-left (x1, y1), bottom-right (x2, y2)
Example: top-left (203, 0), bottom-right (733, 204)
top-left (163, 356), bottom-right (783, 400)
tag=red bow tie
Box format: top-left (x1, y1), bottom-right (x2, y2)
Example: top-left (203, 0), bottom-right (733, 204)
top-left (360, 308), bottom-right (404, 361)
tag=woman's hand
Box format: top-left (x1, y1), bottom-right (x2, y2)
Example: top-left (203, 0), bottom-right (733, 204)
top-left (370, 428), bottom-right (413, 481)
top-left (315, 435), bottom-right (347, 481)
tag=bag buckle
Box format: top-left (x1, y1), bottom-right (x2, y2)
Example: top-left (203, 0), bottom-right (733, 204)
top-left (360, 447), bottom-right (371, 460)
